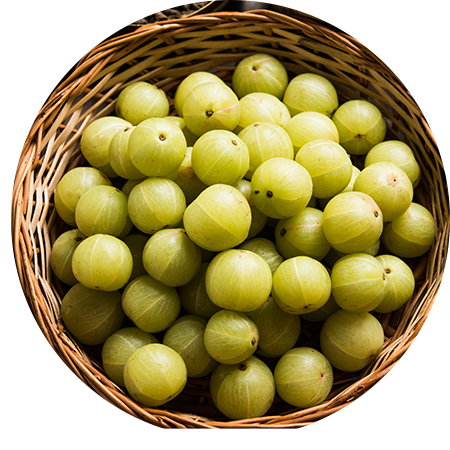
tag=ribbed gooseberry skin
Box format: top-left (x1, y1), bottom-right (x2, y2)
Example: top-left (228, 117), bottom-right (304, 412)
top-left (123, 343), bottom-right (187, 407)
top-left (183, 184), bottom-right (251, 252)
top-left (322, 191), bottom-right (383, 254)
top-left (205, 249), bottom-right (272, 312)
top-left (210, 356), bottom-right (276, 420)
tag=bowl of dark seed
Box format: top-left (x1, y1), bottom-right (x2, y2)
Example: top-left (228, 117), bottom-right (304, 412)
top-left (58, 0), bottom-right (229, 40)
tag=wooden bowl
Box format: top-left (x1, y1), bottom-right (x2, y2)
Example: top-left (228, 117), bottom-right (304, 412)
top-left (271, 0), bottom-right (429, 44)
top-left (16, 0), bottom-right (66, 128)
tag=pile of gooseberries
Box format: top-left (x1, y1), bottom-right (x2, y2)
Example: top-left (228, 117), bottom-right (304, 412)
top-left (51, 52), bottom-right (435, 421)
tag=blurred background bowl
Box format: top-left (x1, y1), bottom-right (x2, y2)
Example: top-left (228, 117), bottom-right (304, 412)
top-left (271, 0), bottom-right (429, 44)
top-left (57, 0), bottom-right (229, 44)
top-left (411, 0), bottom-right (448, 125)
top-left (16, 0), bottom-right (66, 128)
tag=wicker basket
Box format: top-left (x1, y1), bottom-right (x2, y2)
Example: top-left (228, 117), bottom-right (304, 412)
top-left (11, 7), bottom-right (449, 429)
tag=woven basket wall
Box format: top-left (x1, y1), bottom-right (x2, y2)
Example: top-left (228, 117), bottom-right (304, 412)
top-left (11, 8), bottom-right (449, 428)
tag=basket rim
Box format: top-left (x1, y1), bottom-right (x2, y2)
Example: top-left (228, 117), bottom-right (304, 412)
top-left (11, 7), bottom-right (450, 429)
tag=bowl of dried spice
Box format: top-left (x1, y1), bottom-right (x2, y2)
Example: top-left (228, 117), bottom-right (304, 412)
top-left (58, 0), bottom-right (229, 42)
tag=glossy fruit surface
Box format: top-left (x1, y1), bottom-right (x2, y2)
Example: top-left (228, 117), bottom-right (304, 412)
top-left (122, 233), bottom-right (149, 282)
top-left (54, 166), bottom-right (112, 226)
top-left (374, 254), bottom-right (415, 313)
top-left (204, 310), bottom-right (259, 365)
top-left (205, 249), bottom-right (272, 312)
top-left (127, 177), bottom-right (186, 235)
top-left (183, 81), bottom-right (241, 136)
top-left (128, 117), bottom-right (187, 177)
top-left (121, 275), bottom-right (181, 333)
top-left (183, 184), bottom-right (251, 251)
top-left (115, 81), bottom-right (170, 125)
top-left (251, 157), bottom-right (313, 219)
top-left (61, 283), bottom-right (124, 346)
top-left (102, 327), bottom-right (158, 387)
top-left (274, 347), bottom-right (333, 408)
top-left (322, 191), bottom-right (383, 253)
top-left (275, 207), bottom-right (331, 260)
top-left (50, 228), bottom-right (87, 285)
top-left (272, 256), bottom-right (331, 314)
top-left (248, 297), bottom-right (301, 358)
top-left (72, 234), bottom-right (133, 291)
top-left (332, 100), bottom-right (386, 155)
top-left (123, 343), bottom-right (187, 407)
top-left (353, 161), bottom-right (413, 222)
top-left (239, 237), bottom-right (283, 274)
top-left (232, 53), bottom-right (288, 100)
top-left (331, 253), bottom-right (387, 313)
top-left (295, 139), bottom-right (352, 199)
top-left (142, 228), bottom-right (202, 287)
top-left (320, 310), bottom-right (384, 372)
top-left (283, 73), bottom-right (339, 117)
top-left (163, 315), bottom-right (219, 378)
top-left (210, 356), bottom-right (276, 419)
top-left (381, 202), bottom-right (436, 258)
top-left (191, 130), bottom-right (249, 186)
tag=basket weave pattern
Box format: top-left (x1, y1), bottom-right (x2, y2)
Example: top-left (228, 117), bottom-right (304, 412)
top-left (12, 9), bottom-right (449, 428)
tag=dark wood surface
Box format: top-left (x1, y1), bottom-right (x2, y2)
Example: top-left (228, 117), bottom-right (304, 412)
top-left (16, 0), bottom-right (438, 430)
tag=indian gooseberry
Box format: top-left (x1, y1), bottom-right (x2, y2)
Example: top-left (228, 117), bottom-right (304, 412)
top-left (108, 126), bottom-right (146, 180)
top-left (364, 140), bottom-right (421, 188)
top-left (322, 191), bottom-right (383, 254)
top-left (236, 92), bottom-right (291, 132)
top-left (191, 130), bottom-right (250, 186)
top-left (331, 253), bottom-right (387, 313)
top-left (275, 207), bottom-right (331, 260)
top-left (353, 161), bottom-right (414, 222)
top-left (204, 310), bottom-right (259, 365)
top-left (121, 275), bottom-right (181, 333)
top-left (162, 315), bottom-right (219, 378)
top-left (295, 139), bottom-right (352, 199)
top-left (174, 71), bottom-right (225, 116)
top-left (283, 72), bottom-right (339, 117)
top-left (301, 294), bottom-right (341, 323)
top-left (127, 177), bottom-right (186, 235)
top-left (237, 122), bottom-right (294, 179)
top-left (332, 99), bottom-right (386, 155)
top-left (251, 157), bottom-right (313, 219)
top-left (74, 185), bottom-right (130, 237)
top-left (115, 81), bottom-right (170, 125)
top-left (50, 228), bottom-right (86, 285)
top-left (80, 116), bottom-right (132, 168)
top-left (166, 146), bottom-right (208, 204)
top-left (54, 166), bottom-right (112, 226)
top-left (210, 356), bottom-right (276, 420)
top-left (285, 111), bottom-right (340, 156)
top-left (121, 177), bottom-right (146, 197)
top-left (238, 237), bottom-right (283, 274)
top-left (248, 297), bottom-right (301, 358)
top-left (272, 256), bottom-right (332, 315)
top-left (324, 239), bottom-right (381, 268)
top-left (183, 81), bottom-right (241, 136)
top-left (123, 343), bottom-right (187, 407)
top-left (382, 202), bottom-right (436, 258)
top-left (60, 283), bottom-right (124, 346)
top-left (164, 115), bottom-right (198, 147)
top-left (142, 228), bottom-right (202, 287)
top-left (183, 184), bottom-right (251, 252)
top-left (122, 233), bottom-right (150, 282)
top-left (320, 310), bottom-right (385, 372)
top-left (232, 53), bottom-right (288, 100)
top-left (101, 327), bottom-right (158, 387)
top-left (234, 178), bottom-right (268, 239)
top-left (205, 249), bottom-right (272, 312)
top-left (373, 254), bottom-right (415, 313)
top-left (178, 263), bottom-right (222, 319)
top-left (274, 347), bottom-right (333, 408)
top-left (72, 234), bottom-right (133, 291)
top-left (127, 117), bottom-right (187, 177)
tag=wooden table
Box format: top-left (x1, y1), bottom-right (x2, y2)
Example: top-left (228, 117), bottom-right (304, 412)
top-left (16, 0), bottom-right (439, 428)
